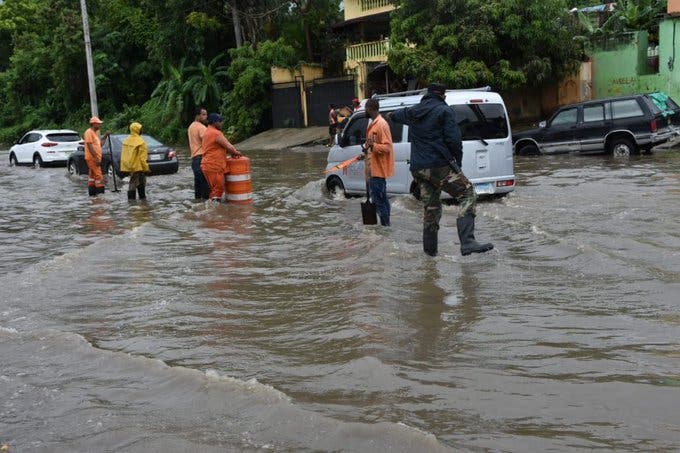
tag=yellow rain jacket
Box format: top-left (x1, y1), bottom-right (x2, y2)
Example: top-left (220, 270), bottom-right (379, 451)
top-left (120, 122), bottom-right (150, 173)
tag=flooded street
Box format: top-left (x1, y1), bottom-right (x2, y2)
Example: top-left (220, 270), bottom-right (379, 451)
top-left (1, 147), bottom-right (679, 452)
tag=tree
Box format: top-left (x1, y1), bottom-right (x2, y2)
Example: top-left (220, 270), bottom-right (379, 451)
top-left (389, 0), bottom-right (584, 89)
top-left (183, 55), bottom-right (229, 110)
top-left (222, 39), bottom-right (297, 141)
top-left (150, 59), bottom-right (191, 123)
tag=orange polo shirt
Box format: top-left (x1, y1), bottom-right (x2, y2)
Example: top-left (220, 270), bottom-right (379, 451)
top-left (367, 114), bottom-right (394, 179)
top-left (201, 126), bottom-right (228, 174)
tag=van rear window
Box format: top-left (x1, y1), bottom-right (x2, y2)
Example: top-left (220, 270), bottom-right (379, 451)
top-left (453, 104), bottom-right (509, 140)
top-left (46, 133), bottom-right (81, 142)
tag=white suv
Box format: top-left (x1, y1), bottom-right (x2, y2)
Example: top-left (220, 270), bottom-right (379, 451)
top-left (9, 130), bottom-right (83, 168)
top-left (325, 88), bottom-right (516, 198)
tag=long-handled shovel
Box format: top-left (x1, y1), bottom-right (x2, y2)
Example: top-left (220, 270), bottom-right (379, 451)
top-left (107, 138), bottom-right (120, 193)
top-left (361, 180), bottom-right (377, 225)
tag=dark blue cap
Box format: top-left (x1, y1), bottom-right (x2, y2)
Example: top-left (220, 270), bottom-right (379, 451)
top-left (427, 83), bottom-right (447, 96)
top-left (207, 113), bottom-right (224, 124)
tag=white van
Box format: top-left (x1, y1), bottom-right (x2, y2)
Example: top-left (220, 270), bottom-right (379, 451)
top-left (325, 88), bottom-right (515, 198)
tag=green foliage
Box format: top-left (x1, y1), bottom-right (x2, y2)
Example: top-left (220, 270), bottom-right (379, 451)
top-left (0, 0), bottom-right (344, 145)
top-left (389, 0), bottom-right (583, 88)
top-left (221, 39), bottom-right (297, 142)
top-left (184, 55), bottom-right (229, 111)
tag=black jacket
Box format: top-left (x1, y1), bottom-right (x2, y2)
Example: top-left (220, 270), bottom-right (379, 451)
top-left (391, 93), bottom-right (463, 170)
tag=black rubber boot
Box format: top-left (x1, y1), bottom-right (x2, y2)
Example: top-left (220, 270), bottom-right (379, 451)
top-left (96, 186), bottom-right (105, 195)
top-left (423, 228), bottom-right (438, 257)
top-left (457, 214), bottom-right (494, 256)
top-left (127, 190), bottom-right (136, 201)
top-left (88, 186), bottom-right (96, 197)
top-left (137, 186), bottom-right (146, 200)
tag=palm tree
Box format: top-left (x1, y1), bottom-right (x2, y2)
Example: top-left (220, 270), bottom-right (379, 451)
top-left (151, 59), bottom-right (190, 121)
top-left (183, 55), bottom-right (229, 111)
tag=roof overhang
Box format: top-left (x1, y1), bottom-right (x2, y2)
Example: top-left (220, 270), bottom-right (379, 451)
top-left (332, 11), bottom-right (391, 30)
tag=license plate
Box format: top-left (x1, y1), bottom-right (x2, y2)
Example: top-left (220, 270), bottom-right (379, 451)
top-left (474, 183), bottom-right (494, 195)
top-left (149, 154), bottom-right (163, 161)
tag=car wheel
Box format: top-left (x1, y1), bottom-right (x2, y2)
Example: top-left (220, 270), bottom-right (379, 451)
top-left (9, 153), bottom-right (18, 167)
top-left (326, 176), bottom-right (346, 198)
top-left (410, 181), bottom-right (421, 200)
top-left (608, 137), bottom-right (638, 157)
top-left (517, 143), bottom-right (540, 156)
top-left (67, 159), bottom-right (77, 175)
top-left (33, 153), bottom-right (43, 168)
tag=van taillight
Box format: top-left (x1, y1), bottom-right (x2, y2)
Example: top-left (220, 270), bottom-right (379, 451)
top-left (650, 119), bottom-right (657, 133)
top-left (496, 179), bottom-right (514, 187)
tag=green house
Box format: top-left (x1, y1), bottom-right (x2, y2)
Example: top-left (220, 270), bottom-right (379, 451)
top-left (591, 18), bottom-right (680, 101)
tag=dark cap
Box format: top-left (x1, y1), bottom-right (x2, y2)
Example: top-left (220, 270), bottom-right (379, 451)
top-left (207, 113), bottom-right (224, 124)
top-left (427, 83), bottom-right (447, 96)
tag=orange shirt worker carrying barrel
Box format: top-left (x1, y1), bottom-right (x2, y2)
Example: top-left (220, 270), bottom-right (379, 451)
top-left (200, 113), bottom-right (242, 201)
top-left (83, 116), bottom-right (110, 197)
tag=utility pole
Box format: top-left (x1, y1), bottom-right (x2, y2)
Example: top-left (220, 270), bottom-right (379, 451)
top-left (79, 0), bottom-right (98, 117)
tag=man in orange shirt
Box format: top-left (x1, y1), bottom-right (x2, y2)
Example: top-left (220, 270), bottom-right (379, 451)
top-left (200, 113), bottom-right (242, 201)
top-left (362, 98), bottom-right (394, 226)
top-left (188, 107), bottom-right (209, 199)
top-left (83, 116), bottom-right (109, 197)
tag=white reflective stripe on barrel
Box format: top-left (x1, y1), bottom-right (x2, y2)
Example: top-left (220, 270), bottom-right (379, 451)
top-left (225, 174), bottom-right (251, 182)
top-left (226, 192), bottom-right (253, 200)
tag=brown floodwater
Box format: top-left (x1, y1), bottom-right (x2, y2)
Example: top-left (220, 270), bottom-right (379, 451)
top-left (0, 147), bottom-right (679, 452)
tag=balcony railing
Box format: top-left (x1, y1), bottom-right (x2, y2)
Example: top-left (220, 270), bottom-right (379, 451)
top-left (361, 0), bottom-right (392, 11)
top-left (346, 39), bottom-right (390, 62)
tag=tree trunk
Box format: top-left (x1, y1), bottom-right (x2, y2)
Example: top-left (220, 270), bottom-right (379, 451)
top-left (303, 20), bottom-right (313, 61)
top-left (298, 0), bottom-right (314, 61)
top-left (230, 2), bottom-right (243, 47)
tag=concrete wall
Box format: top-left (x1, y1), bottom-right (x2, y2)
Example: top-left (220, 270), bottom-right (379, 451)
top-left (502, 62), bottom-right (593, 126)
top-left (271, 65), bottom-right (324, 84)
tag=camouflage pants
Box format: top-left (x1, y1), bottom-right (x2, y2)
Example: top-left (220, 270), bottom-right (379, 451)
top-left (411, 165), bottom-right (476, 233)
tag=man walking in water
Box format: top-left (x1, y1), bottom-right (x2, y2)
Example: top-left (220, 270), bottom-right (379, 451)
top-left (389, 83), bottom-right (493, 256)
top-left (188, 107), bottom-right (209, 199)
top-left (361, 98), bottom-right (394, 226)
top-left (83, 116), bottom-right (109, 197)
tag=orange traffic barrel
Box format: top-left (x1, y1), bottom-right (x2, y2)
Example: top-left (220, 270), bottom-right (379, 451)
top-left (225, 156), bottom-right (253, 204)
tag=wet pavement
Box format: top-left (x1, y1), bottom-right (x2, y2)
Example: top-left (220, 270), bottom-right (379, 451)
top-left (0, 147), bottom-right (679, 452)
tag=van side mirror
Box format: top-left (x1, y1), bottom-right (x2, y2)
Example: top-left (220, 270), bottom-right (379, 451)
top-left (539, 121), bottom-right (547, 128)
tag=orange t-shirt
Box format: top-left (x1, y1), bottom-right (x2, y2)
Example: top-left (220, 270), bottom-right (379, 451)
top-left (83, 128), bottom-right (102, 162)
top-left (188, 121), bottom-right (207, 158)
top-left (200, 126), bottom-right (228, 173)
top-left (367, 114), bottom-right (394, 179)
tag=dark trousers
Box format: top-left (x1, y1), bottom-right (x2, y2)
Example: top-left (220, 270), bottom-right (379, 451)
top-left (369, 176), bottom-right (390, 226)
top-left (128, 172), bottom-right (146, 191)
top-left (192, 156), bottom-right (209, 199)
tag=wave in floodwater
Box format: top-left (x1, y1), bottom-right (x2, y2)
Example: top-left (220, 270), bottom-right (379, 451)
top-left (0, 327), bottom-right (450, 453)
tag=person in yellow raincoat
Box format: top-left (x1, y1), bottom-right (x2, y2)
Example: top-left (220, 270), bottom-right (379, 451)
top-left (120, 122), bottom-right (150, 200)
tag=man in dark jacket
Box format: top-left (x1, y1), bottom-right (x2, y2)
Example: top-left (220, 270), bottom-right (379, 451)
top-left (389, 83), bottom-right (493, 256)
